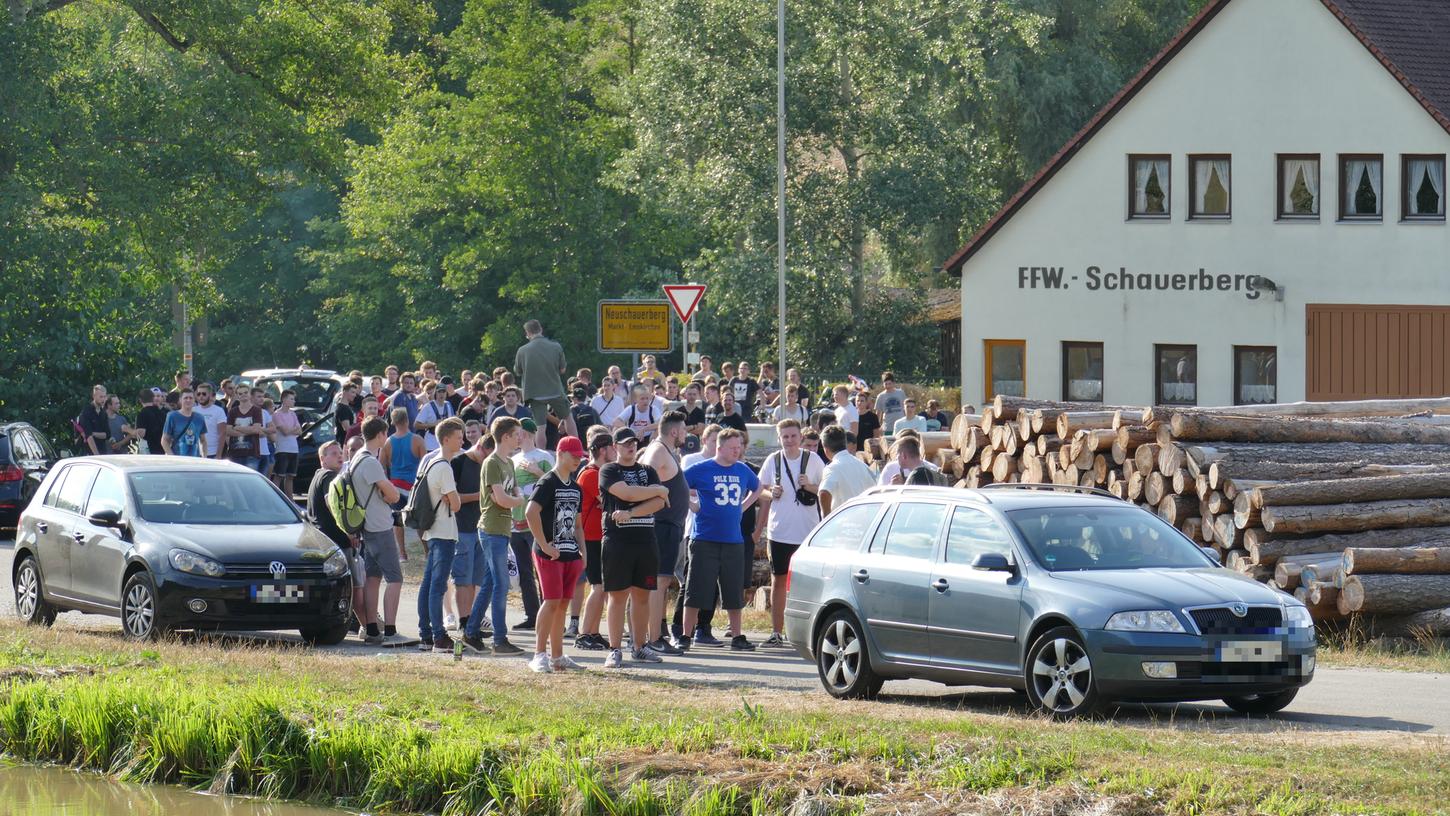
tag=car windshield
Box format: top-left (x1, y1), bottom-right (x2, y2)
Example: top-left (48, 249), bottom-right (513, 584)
top-left (1005, 505), bottom-right (1212, 571)
top-left (260, 378), bottom-right (337, 411)
top-left (128, 471), bottom-right (301, 525)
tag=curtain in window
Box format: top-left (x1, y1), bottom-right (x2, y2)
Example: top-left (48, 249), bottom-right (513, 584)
top-left (1367, 160), bottom-right (1383, 213)
top-left (1343, 160), bottom-right (1382, 215)
top-left (1409, 159), bottom-right (1445, 215)
top-left (1282, 159), bottom-right (1318, 214)
top-left (1194, 160), bottom-right (1212, 213)
top-left (1193, 159), bottom-right (1231, 214)
top-left (1133, 158), bottom-right (1168, 214)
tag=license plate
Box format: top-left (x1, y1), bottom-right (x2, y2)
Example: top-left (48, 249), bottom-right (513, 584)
top-left (1217, 640), bottom-right (1282, 663)
top-left (251, 584), bottom-right (307, 604)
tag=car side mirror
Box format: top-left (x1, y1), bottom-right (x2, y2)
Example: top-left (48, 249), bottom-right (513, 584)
top-left (60, 449), bottom-right (74, 459)
top-left (971, 552), bottom-right (1015, 573)
top-left (88, 509), bottom-right (123, 528)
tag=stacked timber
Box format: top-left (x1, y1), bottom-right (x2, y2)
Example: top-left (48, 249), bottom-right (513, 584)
top-left (928, 396), bottom-right (1450, 631)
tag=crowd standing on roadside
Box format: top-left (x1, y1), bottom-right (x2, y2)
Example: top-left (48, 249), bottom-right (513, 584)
top-left (74, 321), bottom-right (958, 667)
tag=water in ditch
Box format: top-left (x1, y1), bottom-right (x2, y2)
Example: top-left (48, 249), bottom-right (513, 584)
top-left (0, 763), bottom-right (356, 815)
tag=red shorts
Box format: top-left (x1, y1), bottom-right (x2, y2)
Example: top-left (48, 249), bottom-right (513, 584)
top-left (534, 555), bottom-right (585, 601)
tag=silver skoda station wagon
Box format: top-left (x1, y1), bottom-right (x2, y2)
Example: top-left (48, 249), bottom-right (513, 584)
top-left (783, 485), bottom-right (1315, 718)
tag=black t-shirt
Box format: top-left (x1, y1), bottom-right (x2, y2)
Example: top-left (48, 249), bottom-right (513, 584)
top-left (334, 402), bottom-right (356, 434)
top-left (446, 392), bottom-right (465, 413)
top-left (682, 403), bottom-right (707, 428)
top-left (706, 403), bottom-right (747, 433)
top-left (137, 405), bottom-right (168, 453)
top-left (306, 469), bottom-right (351, 549)
top-left (740, 461), bottom-right (761, 546)
top-left (569, 404), bottom-right (602, 439)
top-left (530, 470), bottom-right (582, 561)
top-left (728, 377), bottom-right (759, 418)
top-left (452, 452), bottom-right (483, 531)
top-left (599, 461), bottom-right (659, 544)
top-left (78, 403), bottom-right (108, 448)
top-left (857, 410), bottom-right (882, 442)
top-left (459, 401), bottom-right (489, 424)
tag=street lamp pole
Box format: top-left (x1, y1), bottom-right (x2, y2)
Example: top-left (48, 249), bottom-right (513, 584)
top-left (775, 0), bottom-right (787, 387)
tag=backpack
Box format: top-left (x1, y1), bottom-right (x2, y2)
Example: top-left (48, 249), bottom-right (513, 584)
top-left (402, 457), bottom-right (450, 532)
top-left (328, 453), bottom-right (378, 535)
top-left (906, 465), bottom-right (950, 487)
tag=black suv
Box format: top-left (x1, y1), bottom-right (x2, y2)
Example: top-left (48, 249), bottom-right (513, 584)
top-left (1, 422), bottom-right (60, 532)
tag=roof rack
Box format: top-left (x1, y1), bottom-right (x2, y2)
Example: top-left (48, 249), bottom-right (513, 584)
top-left (859, 484), bottom-right (990, 503)
top-left (978, 483), bottom-right (1121, 501)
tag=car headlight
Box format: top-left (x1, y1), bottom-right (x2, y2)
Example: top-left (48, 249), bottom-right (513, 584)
top-left (1105, 610), bottom-right (1186, 633)
top-left (322, 547), bottom-right (350, 578)
top-left (1282, 604), bottom-right (1314, 630)
top-left (168, 548), bottom-right (226, 578)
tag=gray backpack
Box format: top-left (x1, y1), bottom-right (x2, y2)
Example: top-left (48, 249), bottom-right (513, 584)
top-left (402, 458), bottom-right (450, 533)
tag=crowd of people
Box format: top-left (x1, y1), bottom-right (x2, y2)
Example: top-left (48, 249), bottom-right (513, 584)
top-left (74, 320), bottom-right (958, 670)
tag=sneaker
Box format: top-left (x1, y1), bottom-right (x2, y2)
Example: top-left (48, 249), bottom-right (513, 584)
top-left (603, 649), bottom-right (624, 669)
top-left (513, 619), bottom-right (536, 631)
top-left (433, 635), bottom-right (456, 652)
top-left (632, 646), bottom-right (664, 664)
top-left (528, 652), bottom-right (554, 673)
top-left (564, 621), bottom-right (580, 639)
top-left (648, 637), bottom-right (683, 656)
top-left (479, 624), bottom-right (493, 638)
top-left (762, 633), bottom-right (786, 648)
top-left (461, 634), bottom-right (488, 654)
top-left (574, 633), bottom-right (606, 651)
top-left (383, 633), bottom-right (418, 648)
top-left (491, 640), bottom-right (525, 656)
top-left (730, 635), bottom-right (756, 651)
top-left (693, 629), bottom-right (724, 648)
top-left (444, 613), bottom-right (459, 631)
top-left (348, 619), bottom-right (360, 635)
top-left (673, 635), bottom-right (692, 652)
top-left (363, 632), bottom-right (384, 645)
top-left (417, 640), bottom-right (433, 652)
top-left (552, 655), bottom-right (585, 672)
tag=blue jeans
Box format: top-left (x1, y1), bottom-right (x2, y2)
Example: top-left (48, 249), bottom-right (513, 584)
top-left (465, 533), bottom-right (511, 644)
top-left (417, 538), bottom-right (457, 643)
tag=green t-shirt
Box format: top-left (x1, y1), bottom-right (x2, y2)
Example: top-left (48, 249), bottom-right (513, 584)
top-left (479, 452), bottom-right (517, 536)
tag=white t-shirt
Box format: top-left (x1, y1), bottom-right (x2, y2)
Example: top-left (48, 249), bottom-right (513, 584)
top-left (833, 403), bottom-right (860, 431)
top-left (417, 400), bottom-right (455, 451)
top-left (771, 404), bottom-right (808, 424)
top-left (758, 449), bottom-right (826, 545)
top-left (513, 448), bottom-right (556, 501)
top-left (258, 410), bottom-right (273, 456)
top-left (877, 459), bottom-right (940, 485)
top-left (196, 404), bottom-right (228, 457)
top-left (893, 416), bottom-right (929, 437)
top-left (591, 393), bottom-right (625, 426)
top-left (417, 451), bottom-right (459, 541)
top-left (820, 453), bottom-right (877, 509)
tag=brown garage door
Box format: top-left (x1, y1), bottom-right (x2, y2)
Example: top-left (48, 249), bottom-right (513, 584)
top-left (1306, 305), bottom-right (1450, 400)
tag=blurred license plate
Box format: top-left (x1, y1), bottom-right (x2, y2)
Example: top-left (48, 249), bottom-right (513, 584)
top-left (251, 584), bottom-right (306, 604)
top-left (1218, 640), bottom-right (1281, 662)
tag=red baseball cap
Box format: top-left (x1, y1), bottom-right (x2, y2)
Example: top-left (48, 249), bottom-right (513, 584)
top-left (555, 436), bottom-right (586, 458)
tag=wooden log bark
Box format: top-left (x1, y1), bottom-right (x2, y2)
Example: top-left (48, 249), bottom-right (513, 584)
top-left (1110, 409), bottom-right (1149, 431)
top-left (1158, 494), bottom-right (1199, 526)
top-left (1249, 527), bottom-right (1450, 565)
top-left (1232, 495), bottom-right (1261, 530)
top-left (1157, 443), bottom-right (1187, 476)
top-left (1344, 546), bottom-right (1450, 575)
top-left (1360, 606), bottom-right (1450, 637)
top-left (1021, 453), bottom-right (1045, 484)
top-left (959, 427), bottom-right (985, 463)
top-left (1056, 411), bottom-right (1121, 440)
top-left (1127, 471), bottom-right (1145, 502)
top-left (1299, 563), bottom-right (1342, 587)
top-left (1036, 434), bottom-right (1063, 456)
top-left (1070, 429), bottom-right (1117, 460)
top-left (1133, 444), bottom-right (1160, 478)
top-left (1262, 499), bottom-right (1450, 535)
top-left (1249, 473), bottom-right (1450, 509)
top-left (1108, 482), bottom-right (1127, 499)
top-left (1342, 574), bottom-right (1450, 614)
top-left (1172, 467), bottom-right (1193, 496)
top-left (1181, 517), bottom-right (1204, 543)
top-left (1274, 561), bottom-right (1306, 591)
top-left (1206, 492), bottom-right (1229, 515)
top-left (1304, 583), bottom-right (1345, 620)
top-left (1145, 472), bottom-right (1168, 506)
top-left (1195, 474), bottom-right (1211, 501)
top-left (1072, 442), bottom-right (1095, 471)
top-left (1215, 515), bottom-right (1241, 548)
top-left (1093, 454), bottom-right (1110, 486)
top-left (1169, 397), bottom-right (1450, 419)
top-left (993, 396), bottom-right (1102, 422)
top-left (992, 453), bottom-right (1018, 483)
top-left (1200, 513), bottom-right (1216, 543)
top-left (1171, 413), bottom-right (1450, 445)
top-left (1188, 444), bottom-right (1450, 489)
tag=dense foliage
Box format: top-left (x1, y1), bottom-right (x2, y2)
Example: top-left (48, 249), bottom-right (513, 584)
top-left (1, 0), bottom-right (1206, 437)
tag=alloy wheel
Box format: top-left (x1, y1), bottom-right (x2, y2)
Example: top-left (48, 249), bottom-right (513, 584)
top-left (820, 618), bottom-right (863, 691)
top-left (124, 581), bottom-right (155, 638)
top-left (1031, 637), bottom-right (1093, 713)
top-left (15, 563), bottom-right (39, 620)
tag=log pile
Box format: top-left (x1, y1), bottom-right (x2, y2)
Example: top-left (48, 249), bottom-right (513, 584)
top-left (934, 396), bottom-right (1450, 632)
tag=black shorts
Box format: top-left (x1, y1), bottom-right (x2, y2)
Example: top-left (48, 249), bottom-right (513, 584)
top-left (273, 452), bottom-right (299, 477)
top-left (654, 519), bottom-right (684, 579)
top-left (584, 539), bottom-right (603, 585)
top-left (768, 540), bottom-right (800, 576)
top-left (684, 539), bottom-right (746, 611)
top-left (602, 531), bottom-right (659, 592)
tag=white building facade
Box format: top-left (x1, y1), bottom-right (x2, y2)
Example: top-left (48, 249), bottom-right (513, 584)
top-left (944, 0), bottom-right (1450, 408)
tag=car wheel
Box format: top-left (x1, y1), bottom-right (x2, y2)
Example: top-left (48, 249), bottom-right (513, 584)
top-left (1222, 689), bottom-right (1298, 715)
top-left (121, 571), bottom-right (166, 641)
top-left (299, 622), bottom-right (349, 647)
top-left (1025, 626), bottom-right (1103, 719)
top-left (815, 610), bottom-right (883, 699)
top-left (14, 557), bottom-right (56, 627)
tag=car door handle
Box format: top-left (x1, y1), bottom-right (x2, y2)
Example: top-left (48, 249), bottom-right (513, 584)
top-left (36, 522), bottom-right (48, 533)
top-left (72, 531), bottom-right (86, 544)
top-left (932, 578), bottom-right (950, 593)
top-left (853, 569), bottom-right (869, 583)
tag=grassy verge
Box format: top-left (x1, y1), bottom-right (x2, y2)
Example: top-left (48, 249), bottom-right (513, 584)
top-left (0, 624), bottom-right (1446, 815)
top-left (1312, 621), bottom-right (1450, 674)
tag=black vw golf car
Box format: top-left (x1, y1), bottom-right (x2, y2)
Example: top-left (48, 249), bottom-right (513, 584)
top-left (10, 456), bottom-right (352, 643)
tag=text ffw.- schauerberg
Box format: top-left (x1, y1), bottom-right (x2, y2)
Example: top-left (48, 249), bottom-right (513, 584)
top-left (1016, 266), bottom-right (1270, 300)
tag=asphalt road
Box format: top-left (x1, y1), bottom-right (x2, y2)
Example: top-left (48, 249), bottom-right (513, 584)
top-left (3, 539), bottom-right (1447, 735)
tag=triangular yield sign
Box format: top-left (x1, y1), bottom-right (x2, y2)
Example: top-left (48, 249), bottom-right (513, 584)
top-left (663, 284), bottom-right (707, 323)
